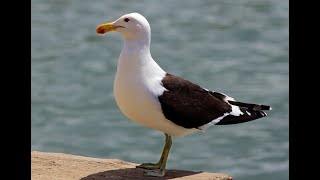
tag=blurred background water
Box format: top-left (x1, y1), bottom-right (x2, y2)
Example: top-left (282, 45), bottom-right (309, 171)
top-left (31, 0), bottom-right (288, 179)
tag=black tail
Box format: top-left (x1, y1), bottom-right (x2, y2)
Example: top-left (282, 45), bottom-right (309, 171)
top-left (216, 101), bottom-right (272, 125)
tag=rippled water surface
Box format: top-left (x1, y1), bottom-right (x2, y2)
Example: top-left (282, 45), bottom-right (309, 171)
top-left (32, 1), bottom-right (288, 179)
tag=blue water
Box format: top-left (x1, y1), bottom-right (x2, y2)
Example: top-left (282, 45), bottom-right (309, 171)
top-left (31, 0), bottom-right (288, 179)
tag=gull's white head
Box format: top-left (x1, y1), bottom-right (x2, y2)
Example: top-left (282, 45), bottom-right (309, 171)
top-left (96, 12), bottom-right (151, 41)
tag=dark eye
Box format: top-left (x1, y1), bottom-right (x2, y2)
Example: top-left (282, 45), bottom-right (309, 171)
top-left (124, 18), bottom-right (130, 22)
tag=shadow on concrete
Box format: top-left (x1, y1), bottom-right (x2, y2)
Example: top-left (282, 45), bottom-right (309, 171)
top-left (81, 167), bottom-right (203, 180)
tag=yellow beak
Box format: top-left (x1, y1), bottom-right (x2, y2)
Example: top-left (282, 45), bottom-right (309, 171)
top-left (96, 22), bottom-right (119, 34)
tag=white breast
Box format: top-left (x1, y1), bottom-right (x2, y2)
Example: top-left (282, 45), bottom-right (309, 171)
top-left (113, 50), bottom-right (197, 136)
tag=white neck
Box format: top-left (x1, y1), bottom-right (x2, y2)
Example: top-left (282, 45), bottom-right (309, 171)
top-left (116, 36), bottom-right (165, 77)
top-left (120, 26), bottom-right (151, 53)
top-left (114, 37), bottom-right (167, 110)
top-left (122, 38), bottom-right (150, 58)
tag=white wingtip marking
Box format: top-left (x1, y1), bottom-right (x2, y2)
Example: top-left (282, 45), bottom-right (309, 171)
top-left (230, 105), bottom-right (243, 116)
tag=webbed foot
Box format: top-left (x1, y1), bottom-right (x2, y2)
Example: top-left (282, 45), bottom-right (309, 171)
top-left (136, 162), bottom-right (160, 170)
top-left (143, 169), bottom-right (165, 177)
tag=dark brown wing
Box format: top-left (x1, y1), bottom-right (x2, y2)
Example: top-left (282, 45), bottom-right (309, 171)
top-left (158, 73), bottom-right (232, 129)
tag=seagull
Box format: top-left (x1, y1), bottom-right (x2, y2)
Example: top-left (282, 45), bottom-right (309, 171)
top-left (96, 12), bottom-right (271, 177)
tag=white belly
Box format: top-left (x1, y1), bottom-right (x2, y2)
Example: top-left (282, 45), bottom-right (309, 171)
top-left (113, 60), bottom-right (197, 136)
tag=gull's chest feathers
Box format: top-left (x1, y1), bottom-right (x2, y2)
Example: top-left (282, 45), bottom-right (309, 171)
top-left (113, 49), bottom-right (167, 126)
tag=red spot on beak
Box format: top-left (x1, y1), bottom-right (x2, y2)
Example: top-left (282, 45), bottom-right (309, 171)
top-left (96, 27), bottom-right (105, 34)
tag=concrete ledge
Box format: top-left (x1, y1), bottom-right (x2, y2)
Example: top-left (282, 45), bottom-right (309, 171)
top-left (31, 151), bottom-right (233, 180)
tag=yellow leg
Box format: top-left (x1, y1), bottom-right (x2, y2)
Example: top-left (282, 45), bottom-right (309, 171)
top-left (136, 133), bottom-right (172, 177)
